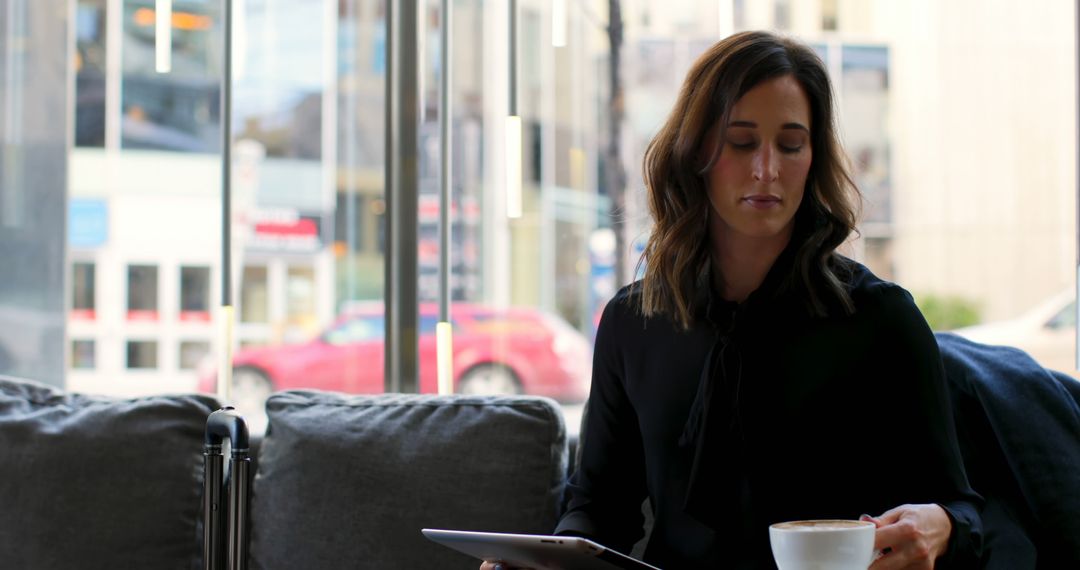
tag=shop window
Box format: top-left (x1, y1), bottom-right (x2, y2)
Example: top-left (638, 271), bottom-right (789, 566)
top-left (180, 266), bottom-right (211, 321)
top-left (72, 262), bottom-right (96, 320)
top-left (127, 264), bottom-right (158, 320)
top-left (126, 340), bottom-right (158, 369)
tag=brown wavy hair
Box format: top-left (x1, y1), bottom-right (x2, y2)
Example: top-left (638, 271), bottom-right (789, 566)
top-left (638, 31), bottom-right (861, 330)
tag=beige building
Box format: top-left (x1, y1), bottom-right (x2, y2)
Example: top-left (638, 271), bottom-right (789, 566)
top-left (619, 0), bottom-right (1076, 323)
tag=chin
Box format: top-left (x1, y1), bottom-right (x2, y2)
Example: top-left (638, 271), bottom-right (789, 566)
top-left (733, 221), bottom-right (795, 240)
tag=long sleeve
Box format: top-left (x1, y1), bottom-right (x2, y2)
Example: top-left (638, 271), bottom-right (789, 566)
top-left (874, 285), bottom-right (983, 568)
top-left (554, 297), bottom-right (649, 555)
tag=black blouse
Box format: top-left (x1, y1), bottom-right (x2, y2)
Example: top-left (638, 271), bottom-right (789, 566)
top-left (556, 253), bottom-right (982, 569)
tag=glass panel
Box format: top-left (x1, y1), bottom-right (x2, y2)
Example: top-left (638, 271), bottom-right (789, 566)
top-left (821, 0), bottom-right (838, 31)
top-left (239, 265), bottom-right (269, 323)
top-left (71, 339), bottom-right (96, 370)
top-left (120, 0), bottom-right (221, 152)
top-left (72, 262), bottom-right (97, 319)
top-left (179, 265), bottom-right (210, 320)
top-left (126, 340), bottom-right (158, 369)
top-left (1, 0), bottom-right (1068, 433)
top-left (234, 0), bottom-right (324, 160)
top-left (178, 340), bottom-right (210, 369)
top-left (0, 0), bottom-right (68, 385)
top-left (75, 0), bottom-right (107, 147)
top-left (285, 265), bottom-right (317, 342)
top-left (126, 264), bottom-right (158, 320)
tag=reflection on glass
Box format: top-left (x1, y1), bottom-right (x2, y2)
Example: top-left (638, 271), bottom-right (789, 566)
top-left (75, 0), bottom-right (107, 147)
top-left (120, 0), bottom-right (220, 152)
top-left (233, 0), bottom-right (324, 160)
top-left (31, 0), bottom-right (1075, 426)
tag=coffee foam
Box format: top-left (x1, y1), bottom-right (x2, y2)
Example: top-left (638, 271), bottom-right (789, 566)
top-left (772, 520), bottom-right (870, 531)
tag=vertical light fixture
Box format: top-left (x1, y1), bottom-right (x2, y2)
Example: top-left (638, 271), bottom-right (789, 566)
top-left (506, 0), bottom-right (522, 219)
top-left (155, 0), bottom-right (172, 73)
top-left (436, 0), bottom-right (454, 395)
top-left (552, 0), bottom-right (567, 47)
top-left (218, 0), bottom-right (235, 404)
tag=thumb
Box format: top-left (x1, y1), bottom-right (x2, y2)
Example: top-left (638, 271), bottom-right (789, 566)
top-left (874, 505), bottom-right (907, 526)
top-left (859, 513), bottom-right (883, 527)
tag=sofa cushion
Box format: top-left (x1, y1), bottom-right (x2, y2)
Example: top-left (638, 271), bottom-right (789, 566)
top-left (0, 376), bottom-right (220, 570)
top-left (250, 391), bottom-right (568, 569)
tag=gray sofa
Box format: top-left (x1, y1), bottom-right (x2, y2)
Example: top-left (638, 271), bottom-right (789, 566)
top-left (0, 376), bottom-right (570, 569)
top-left (5, 334), bottom-right (1080, 569)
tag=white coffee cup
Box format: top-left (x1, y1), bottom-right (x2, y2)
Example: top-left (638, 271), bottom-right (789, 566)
top-left (768, 519), bottom-right (876, 570)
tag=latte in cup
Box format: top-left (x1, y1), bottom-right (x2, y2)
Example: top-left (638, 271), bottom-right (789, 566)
top-left (769, 519), bottom-right (875, 570)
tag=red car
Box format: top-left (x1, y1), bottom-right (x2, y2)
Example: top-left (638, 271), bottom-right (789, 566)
top-left (199, 303), bottom-right (592, 410)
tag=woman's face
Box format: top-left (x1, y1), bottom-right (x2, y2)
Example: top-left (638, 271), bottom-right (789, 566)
top-left (705, 74), bottom-right (813, 244)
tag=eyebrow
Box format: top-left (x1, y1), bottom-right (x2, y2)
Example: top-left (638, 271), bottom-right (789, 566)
top-left (728, 120), bottom-right (810, 133)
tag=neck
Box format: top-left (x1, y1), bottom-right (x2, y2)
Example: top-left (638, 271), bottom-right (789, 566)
top-left (710, 221), bottom-right (792, 303)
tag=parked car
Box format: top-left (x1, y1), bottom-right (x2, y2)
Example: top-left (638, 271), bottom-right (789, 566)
top-left (198, 303), bottom-right (593, 415)
top-left (953, 289), bottom-right (1078, 379)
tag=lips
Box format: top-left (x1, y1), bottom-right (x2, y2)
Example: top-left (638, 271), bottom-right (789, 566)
top-left (741, 195), bottom-right (781, 209)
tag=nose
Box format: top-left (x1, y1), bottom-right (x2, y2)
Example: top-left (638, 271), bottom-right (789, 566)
top-left (752, 146), bottom-right (779, 182)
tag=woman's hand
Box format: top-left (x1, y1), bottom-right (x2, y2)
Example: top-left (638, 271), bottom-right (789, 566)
top-left (862, 504), bottom-right (952, 569)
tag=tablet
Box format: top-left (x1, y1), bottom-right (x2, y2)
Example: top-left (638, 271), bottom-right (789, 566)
top-left (421, 529), bottom-right (661, 570)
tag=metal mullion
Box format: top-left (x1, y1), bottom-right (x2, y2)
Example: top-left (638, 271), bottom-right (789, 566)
top-left (385, 0), bottom-right (420, 393)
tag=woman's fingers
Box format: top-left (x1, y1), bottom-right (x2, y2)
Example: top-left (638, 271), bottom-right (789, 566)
top-left (867, 504), bottom-right (952, 570)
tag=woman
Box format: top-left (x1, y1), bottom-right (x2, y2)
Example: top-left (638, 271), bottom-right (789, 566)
top-left (485, 31), bottom-right (981, 569)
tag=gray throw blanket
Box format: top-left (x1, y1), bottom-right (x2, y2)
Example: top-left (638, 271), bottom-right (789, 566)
top-left (936, 332), bottom-right (1080, 569)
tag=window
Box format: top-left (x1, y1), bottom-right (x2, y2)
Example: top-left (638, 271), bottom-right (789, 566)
top-left (75, 0), bottom-right (107, 147)
top-left (179, 340), bottom-right (210, 370)
top-left (773, 0), bottom-right (791, 30)
top-left (286, 265), bottom-right (316, 332)
top-left (72, 262), bottom-right (96, 319)
top-left (179, 266), bottom-right (211, 321)
top-left (240, 265), bottom-right (269, 324)
top-left (233, 0), bottom-right (325, 160)
top-left (821, 0), bottom-right (838, 31)
top-left (71, 340), bottom-right (96, 370)
top-left (120, 0), bottom-right (221, 152)
top-left (126, 340), bottom-right (158, 369)
top-left (0, 0), bottom-right (1071, 437)
top-left (127, 265), bottom-right (158, 320)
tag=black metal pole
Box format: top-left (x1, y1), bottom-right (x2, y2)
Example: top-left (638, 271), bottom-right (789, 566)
top-left (227, 451), bottom-right (250, 570)
top-left (221, 0), bottom-right (233, 308)
top-left (439, 0), bottom-right (452, 323)
top-left (385, 0), bottom-right (421, 393)
top-left (509, 0), bottom-right (517, 116)
top-left (203, 446), bottom-right (224, 570)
